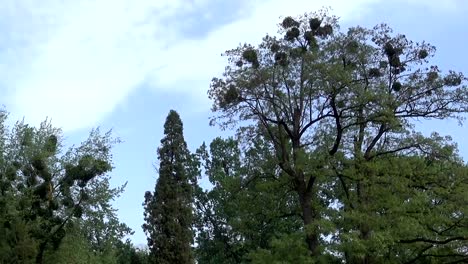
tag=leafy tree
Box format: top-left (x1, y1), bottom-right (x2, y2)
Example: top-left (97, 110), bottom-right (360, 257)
top-left (42, 226), bottom-right (106, 264)
top-left (208, 8), bottom-right (468, 261)
top-left (330, 141), bottom-right (468, 263)
top-left (208, 10), bottom-right (349, 256)
top-left (193, 139), bottom-right (247, 264)
top-left (77, 177), bottom-right (132, 255)
top-left (0, 110), bottom-right (128, 263)
top-left (142, 110), bottom-right (195, 264)
top-left (319, 20), bottom-right (468, 263)
top-left (194, 136), bottom-right (305, 263)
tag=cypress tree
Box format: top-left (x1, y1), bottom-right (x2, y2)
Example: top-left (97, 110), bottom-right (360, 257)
top-left (143, 110), bottom-right (194, 264)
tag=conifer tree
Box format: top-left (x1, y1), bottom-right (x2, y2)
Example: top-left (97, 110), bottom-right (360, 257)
top-left (143, 110), bottom-right (194, 264)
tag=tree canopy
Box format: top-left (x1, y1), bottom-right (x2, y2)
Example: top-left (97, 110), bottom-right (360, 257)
top-left (206, 9), bottom-right (468, 263)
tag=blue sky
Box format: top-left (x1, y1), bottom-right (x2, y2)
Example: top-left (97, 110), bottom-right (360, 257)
top-left (1, 0), bottom-right (467, 246)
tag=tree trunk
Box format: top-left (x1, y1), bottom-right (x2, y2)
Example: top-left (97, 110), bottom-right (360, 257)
top-left (296, 177), bottom-right (319, 256)
top-left (351, 179), bottom-right (374, 264)
top-left (36, 242), bottom-right (46, 264)
top-left (359, 182), bottom-right (374, 264)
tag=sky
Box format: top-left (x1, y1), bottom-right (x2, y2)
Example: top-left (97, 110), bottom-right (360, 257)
top-left (1, 0), bottom-right (467, 246)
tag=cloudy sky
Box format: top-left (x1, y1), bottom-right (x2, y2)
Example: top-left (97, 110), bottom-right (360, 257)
top-left (1, 0), bottom-right (467, 246)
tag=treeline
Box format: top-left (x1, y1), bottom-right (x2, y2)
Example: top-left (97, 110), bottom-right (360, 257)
top-left (143, 10), bottom-right (468, 264)
top-left (1, 8), bottom-right (468, 264)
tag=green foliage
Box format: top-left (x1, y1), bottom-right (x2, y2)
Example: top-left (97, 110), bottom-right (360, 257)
top-left (114, 240), bottom-right (150, 264)
top-left (249, 232), bottom-right (327, 264)
top-left (77, 176), bottom-right (133, 253)
top-left (194, 136), bottom-right (305, 263)
top-left (0, 110), bottom-right (131, 263)
top-left (330, 151), bottom-right (468, 263)
top-left (207, 8), bottom-right (468, 263)
top-left (43, 227), bottom-right (105, 264)
top-left (143, 110), bottom-right (195, 264)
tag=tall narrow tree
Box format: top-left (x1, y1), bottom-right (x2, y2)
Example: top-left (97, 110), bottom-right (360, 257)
top-left (143, 110), bottom-right (194, 264)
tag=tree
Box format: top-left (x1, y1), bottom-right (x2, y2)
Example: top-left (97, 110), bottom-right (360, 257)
top-left (194, 136), bottom-right (304, 263)
top-left (46, 129), bottom-right (133, 263)
top-left (208, 9), bottom-right (468, 260)
top-left (0, 111), bottom-right (125, 263)
top-left (337, 151), bottom-right (468, 263)
top-left (193, 139), bottom-right (247, 264)
top-left (318, 22), bottom-right (468, 263)
top-left (77, 176), bottom-right (133, 256)
top-left (208, 10), bottom-right (350, 256)
top-left (142, 110), bottom-right (195, 264)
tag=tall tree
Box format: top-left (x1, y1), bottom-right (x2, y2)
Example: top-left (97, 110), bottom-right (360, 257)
top-left (208, 9), bottom-right (468, 260)
top-left (208, 10), bottom-right (345, 257)
top-left (143, 110), bottom-right (195, 264)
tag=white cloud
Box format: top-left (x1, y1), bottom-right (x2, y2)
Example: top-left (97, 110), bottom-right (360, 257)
top-left (1, 0), bottom-right (424, 131)
top-left (0, 0), bottom-right (192, 131)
